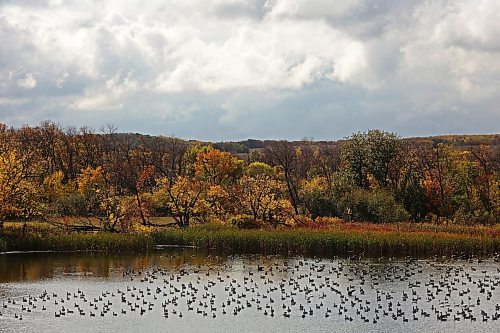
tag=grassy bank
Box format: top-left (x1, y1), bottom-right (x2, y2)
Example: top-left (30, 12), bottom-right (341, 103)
top-left (151, 223), bottom-right (500, 257)
top-left (2, 222), bottom-right (499, 257)
top-left (1, 230), bottom-right (152, 253)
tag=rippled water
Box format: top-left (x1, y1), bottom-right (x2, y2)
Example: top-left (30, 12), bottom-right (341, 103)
top-left (1, 250), bottom-right (499, 333)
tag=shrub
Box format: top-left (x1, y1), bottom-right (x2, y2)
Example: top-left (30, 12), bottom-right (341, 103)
top-left (287, 215), bottom-right (314, 227)
top-left (367, 189), bottom-right (410, 223)
top-left (50, 192), bottom-right (88, 216)
top-left (229, 215), bottom-right (263, 229)
top-left (300, 177), bottom-right (341, 218)
top-left (287, 216), bottom-right (343, 229)
top-left (453, 207), bottom-right (499, 225)
top-left (314, 216), bottom-right (344, 225)
top-left (339, 189), bottom-right (410, 223)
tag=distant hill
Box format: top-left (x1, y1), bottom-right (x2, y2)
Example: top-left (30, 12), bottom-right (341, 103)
top-left (42, 128), bottom-right (500, 155)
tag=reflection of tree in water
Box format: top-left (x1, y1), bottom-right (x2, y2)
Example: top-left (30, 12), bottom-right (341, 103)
top-left (0, 249), bottom-right (233, 282)
top-left (0, 253), bottom-right (58, 282)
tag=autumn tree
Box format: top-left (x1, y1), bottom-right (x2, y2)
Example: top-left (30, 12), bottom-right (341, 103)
top-left (235, 163), bottom-right (293, 227)
top-left (469, 145), bottom-right (499, 213)
top-left (0, 149), bottom-right (42, 231)
top-left (246, 162), bottom-right (274, 177)
top-left (264, 141), bottom-right (301, 214)
top-left (392, 148), bottom-right (428, 221)
top-left (300, 176), bottom-right (338, 218)
top-left (155, 176), bottom-right (208, 228)
top-left (151, 136), bottom-right (188, 180)
top-left (0, 124), bottom-right (45, 233)
top-left (417, 142), bottom-right (458, 217)
top-left (312, 144), bottom-right (341, 185)
top-left (194, 148), bottom-right (243, 186)
top-left (76, 166), bottom-right (126, 231)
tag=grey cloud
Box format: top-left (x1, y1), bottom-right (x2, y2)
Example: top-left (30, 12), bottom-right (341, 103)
top-left (0, 0), bottom-right (499, 140)
top-left (212, 0), bottom-right (268, 20)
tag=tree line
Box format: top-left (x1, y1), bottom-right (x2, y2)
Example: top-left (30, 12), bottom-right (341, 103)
top-left (0, 121), bottom-right (498, 233)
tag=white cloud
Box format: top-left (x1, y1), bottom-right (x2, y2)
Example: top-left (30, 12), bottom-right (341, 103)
top-left (71, 72), bottom-right (138, 110)
top-left (16, 73), bottom-right (37, 89)
top-left (0, 0), bottom-right (498, 139)
top-left (265, 0), bottom-right (363, 19)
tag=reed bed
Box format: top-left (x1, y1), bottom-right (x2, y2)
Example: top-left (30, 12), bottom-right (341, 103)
top-left (1, 221), bottom-right (499, 256)
top-left (152, 223), bottom-right (500, 257)
top-left (2, 232), bottom-right (152, 253)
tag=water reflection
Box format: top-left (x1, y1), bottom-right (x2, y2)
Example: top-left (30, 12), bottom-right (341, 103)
top-left (0, 250), bottom-right (225, 282)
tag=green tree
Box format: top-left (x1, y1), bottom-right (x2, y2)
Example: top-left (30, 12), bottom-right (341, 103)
top-left (341, 130), bottom-right (401, 189)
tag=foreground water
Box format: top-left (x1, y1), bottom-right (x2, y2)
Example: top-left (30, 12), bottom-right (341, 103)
top-left (0, 250), bottom-right (499, 333)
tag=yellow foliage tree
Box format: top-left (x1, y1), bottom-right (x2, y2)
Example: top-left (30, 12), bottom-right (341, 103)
top-left (236, 174), bottom-right (292, 227)
top-left (194, 148), bottom-right (243, 186)
top-left (156, 176), bottom-right (209, 227)
top-left (76, 166), bottom-right (126, 231)
top-left (0, 147), bottom-right (44, 232)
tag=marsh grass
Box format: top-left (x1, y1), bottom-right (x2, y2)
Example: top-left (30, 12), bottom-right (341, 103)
top-left (2, 230), bottom-right (152, 253)
top-left (152, 223), bottom-right (500, 257)
top-left (1, 221), bottom-right (499, 256)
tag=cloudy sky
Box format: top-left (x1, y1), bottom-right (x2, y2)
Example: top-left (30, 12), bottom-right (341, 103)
top-left (0, 0), bottom-right (499, 140)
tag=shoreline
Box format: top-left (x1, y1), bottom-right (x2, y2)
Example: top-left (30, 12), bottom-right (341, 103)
top-left (2, 222), bottom-right (499, 257)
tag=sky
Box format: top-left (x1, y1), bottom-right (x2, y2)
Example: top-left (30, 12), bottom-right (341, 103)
top-left (0, 0), bottom-right (499, 141)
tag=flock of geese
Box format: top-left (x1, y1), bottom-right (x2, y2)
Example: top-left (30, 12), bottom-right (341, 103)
top-left (1, 254), bottom-right (500, 329)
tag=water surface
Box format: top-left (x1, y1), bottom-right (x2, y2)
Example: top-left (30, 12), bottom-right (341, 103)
top-left (1, 251), bottom-right (499, 332)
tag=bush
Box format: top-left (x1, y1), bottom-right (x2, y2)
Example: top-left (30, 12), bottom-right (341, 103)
top-left (367, 189), bottom-right (410, 223)
top-left (314, 216), bottom-right (344, 225)
top-left (453, 207), bottom-right (499, 225)
top-left (50, 193), bottom-right (88, 216)
top-left (300, 177), bottom-right (342, 218)
top-left (228, 215), bottom-right (263, 229)
top-left (287, 215), bottom-right (314, 227)
top-left (340, 189), bottom-right (410, 223)
top-left (288, 215), bottom-right (343, 229)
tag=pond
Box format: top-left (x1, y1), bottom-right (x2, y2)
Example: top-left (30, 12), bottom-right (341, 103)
top-left (0, 250), bottom-right (499, 333)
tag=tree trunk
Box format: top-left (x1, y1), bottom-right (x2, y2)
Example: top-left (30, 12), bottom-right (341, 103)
top-left (135, 193), bottom-right (148, 226)
top-left (0, 219), bottom-right (4, 236)
top-left (284, 171), bottom-right (299, 214)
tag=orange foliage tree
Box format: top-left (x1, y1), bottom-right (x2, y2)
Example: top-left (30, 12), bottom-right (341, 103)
top-left (194, 148), bottom-right (243, 186)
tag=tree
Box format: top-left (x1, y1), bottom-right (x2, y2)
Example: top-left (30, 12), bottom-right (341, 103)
top-left (76, 166), bottom-right (125, 231)
top-left (0, 149), bottom-right (42, 231)
top-left (0, 125), bottom-right (44, 233)
top-left (300, 176), bottom-right (338, 218)
top-left (366, 130), bottom-right (401, 187)
top-left (235, 174), bottom-right (292, 227)
top-left (155, 176), bottom-right (208, 228)
top-left (245, 162), bottom-right (273, 177)
top-left (194, 148), bottom-right (243, 186)
top-left (313, 144), bottom-right (341, 185)
top-left (394, 156), bottom-right (428, 221)
top-left (151, 136), bottom-right (188, 180)
top-left (341, 130), bottom-right (401, 189)
top-left (341, 133), bottom-right (369, 188)
top-left (418, 142), bottom-right (457, 217)
top-left (264, 141), bottom-right (301, 214)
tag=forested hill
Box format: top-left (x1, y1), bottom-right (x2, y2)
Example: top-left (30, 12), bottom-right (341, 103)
top-left (113, 133), bottom-right (499, 155)
top-left (211, 134), bottom-right (500, 155)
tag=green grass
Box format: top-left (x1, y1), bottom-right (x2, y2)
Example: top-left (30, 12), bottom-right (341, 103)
top-left (151, 223), bottom-right (500, 257)
top-left (1, 221), bottom-right (499, 256)
top-left (1, 230), bottom-right (152, 253)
